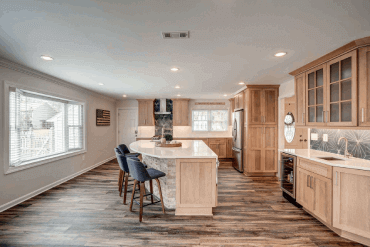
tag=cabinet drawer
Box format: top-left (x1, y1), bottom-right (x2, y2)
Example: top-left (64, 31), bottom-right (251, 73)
top-left (208, 138), bottom-right (226, 144)
top-left (298, 158), bottom-right (332, 179)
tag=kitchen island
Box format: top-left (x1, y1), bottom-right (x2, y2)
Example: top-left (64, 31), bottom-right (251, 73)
top-left (130, 140), bottom-right (218, 216)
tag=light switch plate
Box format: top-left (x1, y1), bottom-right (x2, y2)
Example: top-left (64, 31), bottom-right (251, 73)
top-left (323, 134), bottom-right (328, 142)
top-left (311, 133), bottom-right (318, 141)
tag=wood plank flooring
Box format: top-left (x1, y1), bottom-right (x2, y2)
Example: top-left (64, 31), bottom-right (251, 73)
top-left (0, 159), bottom-right (364, 246)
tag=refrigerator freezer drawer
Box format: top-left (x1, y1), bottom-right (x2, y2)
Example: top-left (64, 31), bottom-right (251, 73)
top-left (232, 148), bottom-right (243, 173)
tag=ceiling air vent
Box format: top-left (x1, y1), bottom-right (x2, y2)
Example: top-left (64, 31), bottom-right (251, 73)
top-left (162, 31), bottom-right (189, 39)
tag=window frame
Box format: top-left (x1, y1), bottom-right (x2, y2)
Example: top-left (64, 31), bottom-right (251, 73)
top-left (192, 109), bottom-right (228, 132)
top-left (3, 80), bottom-right (87, 175)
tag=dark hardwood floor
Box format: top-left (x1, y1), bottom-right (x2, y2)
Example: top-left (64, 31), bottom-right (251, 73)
top-left (0, 159), bottom-right (364, 246)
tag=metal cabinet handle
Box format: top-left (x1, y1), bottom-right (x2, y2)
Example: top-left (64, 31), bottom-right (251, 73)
top-left (310, 176), bottom-right (313, 189)
top-left (299, 139), bottom-right (303, 142)
top-left (362, 108), bottom-right (365, 123)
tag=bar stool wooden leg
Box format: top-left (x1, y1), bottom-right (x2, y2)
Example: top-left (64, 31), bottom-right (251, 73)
top-left (155, 178), bottom-right (165, 214)
top-left (123, 172), bottom-right (129, 204)
top-left (139, 182), bottom-right (145, 222)
top-left (119, 171), bottom-right (125, 197)
top-left (130, 180), bottom-right (137, 212)
top-left (149, 180), bottom-right (154, 203)
top-left (118, 170), bottom-right (123, 190)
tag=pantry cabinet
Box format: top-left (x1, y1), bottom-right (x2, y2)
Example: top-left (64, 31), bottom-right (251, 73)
top-left (172, 99), bottom-right (190, 126)
top-left (247, 87), bottom-right (278, 125)
top-left (137, 99), bottom-right (154, 126)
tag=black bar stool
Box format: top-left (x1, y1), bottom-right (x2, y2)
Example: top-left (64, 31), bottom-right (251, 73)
top-left (114, 148), bottom-right (142, 204)
top-left (127, 158), bottom-right (166, 222)
top-left (118, 144), bottom-right (141, 159)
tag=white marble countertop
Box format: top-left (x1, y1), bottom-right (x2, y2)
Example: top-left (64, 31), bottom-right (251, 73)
top-left (130, 140), bottom-right (218, 159)
top-left (279, 149), bottom-right (370, 171)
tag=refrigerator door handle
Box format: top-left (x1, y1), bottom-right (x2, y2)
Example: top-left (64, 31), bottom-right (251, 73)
top-left (232, 147), bottom-right (241, 152)
top-left (233, 119), bottom-right (237, 141)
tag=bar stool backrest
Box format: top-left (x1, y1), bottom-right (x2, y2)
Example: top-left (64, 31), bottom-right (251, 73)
top-left (115, 148), bottom-right (129, 173)
top-left (127, 158), bottom-right (151, 182)
top-left (118, 144), bottom-right (131, 155)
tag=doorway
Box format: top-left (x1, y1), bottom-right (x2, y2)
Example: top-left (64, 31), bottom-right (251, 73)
top-left (117, 109), bottom-right (138, 149)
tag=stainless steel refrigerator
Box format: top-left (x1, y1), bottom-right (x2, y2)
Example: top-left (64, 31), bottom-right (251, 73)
top-left (232, 109), bottom-right (244, 172)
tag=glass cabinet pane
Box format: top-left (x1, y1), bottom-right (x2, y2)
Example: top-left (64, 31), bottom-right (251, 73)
top-left (316, 69), bottom-right (324, 86)
top-left (341, 57), bottom-right (352, 79)
top-left (341, 102), bottom-right (351, 122)
top-left (316, 106), bottom-right (323, 122)
top-left (308, 72), bottom-right (315, 89)
top-left (330, 103), bottom-right (339, 122)
top-left (308, 107), bottom-right (315, 122)
top-left (341, 80), bottom-right (351, 101)
top-left (330, 83), bottom-right (339, 102)
top-left (330, 62), bottom-right (339, 83)
top-left (316, 87), bottom-right (323, 105)
top-left (308, 90), bottom-right (315, 105)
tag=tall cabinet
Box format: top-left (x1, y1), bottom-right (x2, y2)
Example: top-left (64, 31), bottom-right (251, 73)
top-left (172, 99), bottom-right (190, 126)
top-left (244, 85), bottom-right (279, 176)
top-left (137, 99), bottom-right (154, 126)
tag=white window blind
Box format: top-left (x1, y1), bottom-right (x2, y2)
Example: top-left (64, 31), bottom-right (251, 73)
top-left (192, 110), bottom-right (228, 131)
top-left (9, 87), bottom-right (84, 167)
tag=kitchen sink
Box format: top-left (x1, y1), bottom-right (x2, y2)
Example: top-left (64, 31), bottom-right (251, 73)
top-left (317, 156), bottom-right (345, 161)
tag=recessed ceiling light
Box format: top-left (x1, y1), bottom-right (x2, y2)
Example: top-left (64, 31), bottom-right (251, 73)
top-left (177, 94), bottom-right (181, 97)
top-left (123, 95), bottom-right (127, 97)
top-left (175, 85), bottom-right (180, 89)
top-left (171, 68), bottom-right (179, 72)
top-left (223, 94), bottom-right (227, 96)
top-left (274, 52), bottom-right (287, 57)
top-left (98, 83), bottom-right (104, 86)
top-left (40, 55), bottom-right (53, 61)
top-left (239, 82), bottom-right (245, 85)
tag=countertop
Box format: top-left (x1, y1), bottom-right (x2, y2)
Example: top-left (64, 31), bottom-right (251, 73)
top-left (130, 140), bottom-right (218, 159)
top-left (136, 137), bottom-right (232, 139)
top-left (279, 149), bottom-right (370, 171)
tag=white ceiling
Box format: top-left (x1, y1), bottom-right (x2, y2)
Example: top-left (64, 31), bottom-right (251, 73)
top-left (0, 0), bottom-right (370, 100)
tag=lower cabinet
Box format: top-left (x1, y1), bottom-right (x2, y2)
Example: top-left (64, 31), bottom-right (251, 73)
top-left (297, 163), bottom-right (332, 226)
top-left (333, 167), bottom-right (370, 239)
top-left (208, 138), bottom-right (227, 158)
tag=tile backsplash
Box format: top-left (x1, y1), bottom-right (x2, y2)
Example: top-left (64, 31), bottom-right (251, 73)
top-left (154, 99), bottom-right (173, 137)
top-left (310, 128), bottom-right (370, 160)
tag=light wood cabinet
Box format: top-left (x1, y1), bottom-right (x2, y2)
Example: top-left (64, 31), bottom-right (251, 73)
top-left (172, 99), bottom-right (190, 126)
top-left (226, 138), bottom-right (233, 159)
top-left (358, 47), bottom-right (370, 126)
top-left (333, 167), bottom-right (370, 240)
top-left (234, 92), bottom-right (244, 110)
top-left (208, 138), bottom-right (227, 158)
top-left (296, 167), bottom-right (314, 210)
top-left (137, 99), bottom-right (154, 126)
top-left (312, 173), bottom-right (332, 225)
top-left (228, 98), bottom-right (235, 125)
top-left (295, 73), bottom-right (306, 126)
top-left (246, 125), bottom-right (277, 173)
top-left (326, 51), bottom-right (357, 126)
top-left (247, 87), bottom-right (279, 125)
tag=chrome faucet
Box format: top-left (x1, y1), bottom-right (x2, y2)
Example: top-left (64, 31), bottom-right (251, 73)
top-left (338, 137), bottom-right (352, 158)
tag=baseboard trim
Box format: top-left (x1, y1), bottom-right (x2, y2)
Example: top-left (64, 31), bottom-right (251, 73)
top-left (0, 156), bottom-right (116, 213)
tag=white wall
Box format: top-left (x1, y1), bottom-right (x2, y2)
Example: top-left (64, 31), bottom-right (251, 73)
top-left (0, 62), bottom-right (116, 210)
top-left (278, 79), bottom-right (295, 149)
top-left (116, 99), bottom-right (138, 108)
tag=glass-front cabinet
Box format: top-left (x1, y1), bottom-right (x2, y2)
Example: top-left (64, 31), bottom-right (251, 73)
top-left (326, 51), bottom-right (357, 126)
top-left (305, 64), bottom-right (327, 126)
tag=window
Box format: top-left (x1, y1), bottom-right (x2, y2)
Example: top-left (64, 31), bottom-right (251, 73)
top-left (8, 86), bottom-right (85, 169)
top-left (192, 110), bottom-right (228, 131)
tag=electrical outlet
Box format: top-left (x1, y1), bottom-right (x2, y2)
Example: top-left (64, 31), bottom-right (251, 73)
top-left (323, 134), bottom-right (328, 142)
top-left (82, 155), bottom-right (85, 161)
top-left (311, 133), bottom-right (318, 141)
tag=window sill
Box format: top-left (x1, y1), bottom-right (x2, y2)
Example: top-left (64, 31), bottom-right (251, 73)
top-left (4, 149), bottom-right (87, 175)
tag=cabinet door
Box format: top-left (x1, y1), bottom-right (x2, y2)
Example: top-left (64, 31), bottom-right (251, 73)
top-left (263, 126), bottom-right (277, 172)
top-left (238, 92), bottom-right (244, 110)
top-left (249, 89), bottom-right (263, 125)
top-left (146, 101), bottom-right (154, 126)
top-left (306, 64), bottom-right (327, 126)
top-left (326, 50), bottom-right (357, 126)
top-left (312, 173), bottom-right (332, 225)
top-left (333, 167), bottom-right (370, 239)
top-left (208, 143), bottom-right (220, 157)
top-left (295, 73), bottom-right (306, 126)
top-left (226, 138), bottom-right (233, 158)
top-left (138, 101), bottom-right (147, 126)
top-left (263, 89), bottom-right (278, 124)
top-left (218, 143), bottom-right (227, 158)
top-left (173, 100), bottom-right (181, 126)
top-left (247, 126), bottom-right (263, 172)
top-left (296, 168), bottom-right (314, 211)
top-left (234, 95), bottom-right (239, 109)
top-left (358, 47), bottom-right (370, 126)
top-left (181, 101), bottom-right (189, 126)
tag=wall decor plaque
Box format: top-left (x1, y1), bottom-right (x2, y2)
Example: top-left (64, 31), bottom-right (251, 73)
top-left (96, 109), bottom-right (110, 126)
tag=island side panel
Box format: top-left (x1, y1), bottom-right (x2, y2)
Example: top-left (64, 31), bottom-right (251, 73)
top-left (141, 155), bottom-right (176, 209)
top-left (175, 158), bottom-right (217, 216)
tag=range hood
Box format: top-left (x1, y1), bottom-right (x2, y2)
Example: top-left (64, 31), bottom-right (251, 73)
top-left (155, 98), bottom-right (171, 115)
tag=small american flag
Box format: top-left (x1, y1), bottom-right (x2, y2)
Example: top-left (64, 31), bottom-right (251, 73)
top-left (96, 109), bottom-right (110, 126)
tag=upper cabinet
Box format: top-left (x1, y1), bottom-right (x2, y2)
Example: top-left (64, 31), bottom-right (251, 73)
top-left (291, 37), bottom-right (370, 128)
top-left (172, 99), bottom-right (190, 126)
top-left (247, 86), bottom-right (279, 125)
top-left (137, 99), bottom-right (154, 126)
top-left (234, 92), bottom-right (244, 110)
